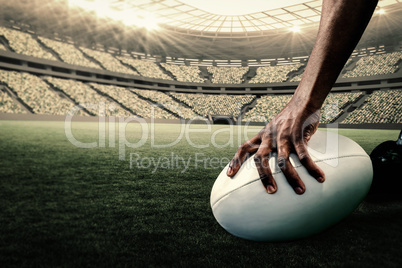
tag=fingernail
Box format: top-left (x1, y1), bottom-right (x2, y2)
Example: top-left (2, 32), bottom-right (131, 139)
top-left (295, 187), bottom-right (304, 195)
top-left (267, 185), bottom-right (276, 194)
top-left (317, 177), bottom-right (325, 183)
top-left (227, 166), bottom-right (233, 175)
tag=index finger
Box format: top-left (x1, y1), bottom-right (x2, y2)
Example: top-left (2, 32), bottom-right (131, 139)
top-left (227, 135), bottom-right (260, 177)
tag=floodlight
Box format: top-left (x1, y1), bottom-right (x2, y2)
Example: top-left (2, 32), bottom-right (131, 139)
top-left (290, 25), bottom-right (301, 33)
top-left (376, 9), bottom-right (386, 15)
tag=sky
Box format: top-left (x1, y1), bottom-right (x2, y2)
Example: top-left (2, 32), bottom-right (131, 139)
top-left (179, 0), bottom-right (309, 15)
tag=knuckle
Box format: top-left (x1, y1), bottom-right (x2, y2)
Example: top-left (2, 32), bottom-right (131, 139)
top-left (254, 153), bottom-right (268, 164)
top-left (278, 138), bottom-right (291, 148)
top-left (260, 130), bottom-right (272, 140)
top-left (238, 143), bottom-right (247, 151)
top-left (277, 157), bottom-right (287, 169)
top-left (232, 157), bottom-right (241, 164)
top-left (259, 172), bottom-right (268, 179)
top-left (292, 132), bottom-right (303, 143)
top-left (298, 152), bottom-right (309, 162)
top-left (259, 172), bottom-right (272, 182)
top-left (254, 153), bottom-right (263, 162)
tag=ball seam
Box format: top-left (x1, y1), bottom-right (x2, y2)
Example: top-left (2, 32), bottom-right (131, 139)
top-left (211, 154), bottom-right (370, 209)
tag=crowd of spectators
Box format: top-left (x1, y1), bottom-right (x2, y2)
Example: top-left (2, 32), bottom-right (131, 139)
top-left (0, 70), bottom-right (84, 115)
top-left (243, 92), bottom-right (362, 123)
top-left (38, 37), bottom-right (102, 69)
top-left (170, 92), bottom-right (254, 117)
top-left (90, 83), bottom-right (176, 119)
top-left (80, 47), bottom-right (139, 75)
top-left (160, 64), bottom-right (205, 83)
top-left (116, 56), bottom-right (172, 80)
top-left (0, 27), bottom-right (57, 61)
top-left (250, 64), bottom-right (303, 83)
top-left (343, 52), bottom-right (402, 78)
top-left (131, 88), bottom-right (200, 119)
top-left (2, 25), bottom-right (402, 85)
top-left (320, 92), bottom-right (362, 123)
top-left (207, 66), bottom-right (249, 84)
top-left (290, 59), bottom-right (354, 82)
top-left (0, 88), bottom-right (26, 114)
top-left (44, 76), bottom-right (131, 117)
top-left (0, 66), bottom-right (399, 125)
top-left (289, 72), bottom-right (304, 82)
top-left (242, 94), bottom-right (292, 122)
top-left (0, 26), bottom-right (401, 123)
top-left (343, 89), bottom-right (402, 124)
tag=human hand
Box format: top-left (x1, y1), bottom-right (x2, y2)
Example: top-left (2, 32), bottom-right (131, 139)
top-left (227, 98), bottom-right (325, 194)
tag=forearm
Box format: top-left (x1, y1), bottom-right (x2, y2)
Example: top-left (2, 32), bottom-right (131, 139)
top-left (293, 0), bottom-right (378, 111)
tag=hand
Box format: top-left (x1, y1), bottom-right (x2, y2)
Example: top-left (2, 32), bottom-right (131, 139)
top-left (227, 98), bottom-right (325, 194)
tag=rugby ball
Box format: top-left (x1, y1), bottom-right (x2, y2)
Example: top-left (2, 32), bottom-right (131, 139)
top-left (210, 130), bottom-right (373, 241)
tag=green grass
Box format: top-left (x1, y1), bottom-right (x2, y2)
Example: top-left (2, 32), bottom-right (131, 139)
top-left (0, 120), bottom-right (401, 267)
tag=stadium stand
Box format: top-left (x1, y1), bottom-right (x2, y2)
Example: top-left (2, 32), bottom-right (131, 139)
top-left (89, 83), bottom-right (177, 119)
top-left (38, 36), bottom-right (102, 69)
top-left (0, 70), bottom-right (85, 115)
top-left (80, 47), bottom-right (139, 75)
top-left (343, 89), bottom-right (402, 123)
top-left (242, 94), bottom-right (292, 122)
top-left (289, 72), bottom-right (304, 82)
top-left (170, 92), bottom-right (254, 117)
top-left (0, 26), bottom-right (58, 61)
top-left (290, 58), bottom-right (355, 82)
top-left (243, 92), bottom-right (362, 123)
top-left (249, 64), bottom-right (303, 83)
top-left (344, 58), bottom-right (354, 68)
top-left (0, 88), bottom-right (26, 114)
top-left (320, 92), bottom-right (363, 123)
top-left (290, 58), bottom-right (357, 82)
top-left (207, 66), bottom-right (249, 84)
top-left (131, 88), bottom-right (201, 119)
top-left (43, 76), bottom-right (132, 117)
top-left (160, 63), bottom-right (204, 83)
top-left (116, 56), bottom-right (173, 80)
top-left (0, 25), bottom-right (401, 126)
top-left (343, 52), bottom-right (402, 77)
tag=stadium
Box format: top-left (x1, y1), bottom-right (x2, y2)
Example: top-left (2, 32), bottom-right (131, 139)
top-left (0, 0), bottom-right (401, 266)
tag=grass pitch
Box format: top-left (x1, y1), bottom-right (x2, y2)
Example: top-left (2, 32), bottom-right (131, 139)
top-left (0, 120), bottom-right (401, 267)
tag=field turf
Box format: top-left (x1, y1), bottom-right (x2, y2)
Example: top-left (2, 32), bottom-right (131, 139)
top-left (0, 120), bottom-right (401, 267)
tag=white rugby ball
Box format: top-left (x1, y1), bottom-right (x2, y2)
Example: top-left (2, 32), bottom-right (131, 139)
top-left (210, 130), bottom-right (373, 241)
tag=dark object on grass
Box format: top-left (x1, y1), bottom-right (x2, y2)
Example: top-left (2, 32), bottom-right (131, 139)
top-left (368, 129), bottom-right (402, 198)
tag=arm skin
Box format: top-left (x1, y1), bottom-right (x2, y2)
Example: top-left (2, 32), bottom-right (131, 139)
top-left (227, 0), bottom-right (379, 194)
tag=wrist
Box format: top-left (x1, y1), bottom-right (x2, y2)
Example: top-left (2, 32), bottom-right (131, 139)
top-left (290, 90), bottom-right (323, 114)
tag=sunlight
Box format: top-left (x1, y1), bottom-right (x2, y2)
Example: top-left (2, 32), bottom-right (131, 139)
top-left (290, 25), bottom-right (301, 33)
top-left (68, 0), bottom-right (161, 31)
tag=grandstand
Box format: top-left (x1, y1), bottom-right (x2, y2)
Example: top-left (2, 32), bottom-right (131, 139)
top-left (0, 18), bottom-right (401, 125)
top-left (343, 89), bottom-right (402, 124)
top-left (170, 92), bottom-right (255, 118)
top-left (250, 64), bottom-right (304, 83)
top-left (160, 63), bottom-right (205, 83)
top-left (1, 20), bottom-right (400, 125)
top-left (0, 20), bottom-right (401, 126)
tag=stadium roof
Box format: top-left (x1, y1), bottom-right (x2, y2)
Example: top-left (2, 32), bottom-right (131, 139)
top-left (1, 0), bottom-right (402, 60)
top-left (126, 0), bottom-right (321, 33)
top-left (69, 0), bottom-right (401, 37)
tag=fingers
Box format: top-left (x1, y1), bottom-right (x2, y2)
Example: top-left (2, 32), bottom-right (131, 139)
top-left (254, 141), bottom-right (277, 194)
top-left (226, 118), bottom-right (325, 196)
top-left (227, 135), bottom-right (260, 177)
top-left (278, 141), bottom-right (306, 195)
top-left (294, 140), bottom-right (325, 183)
